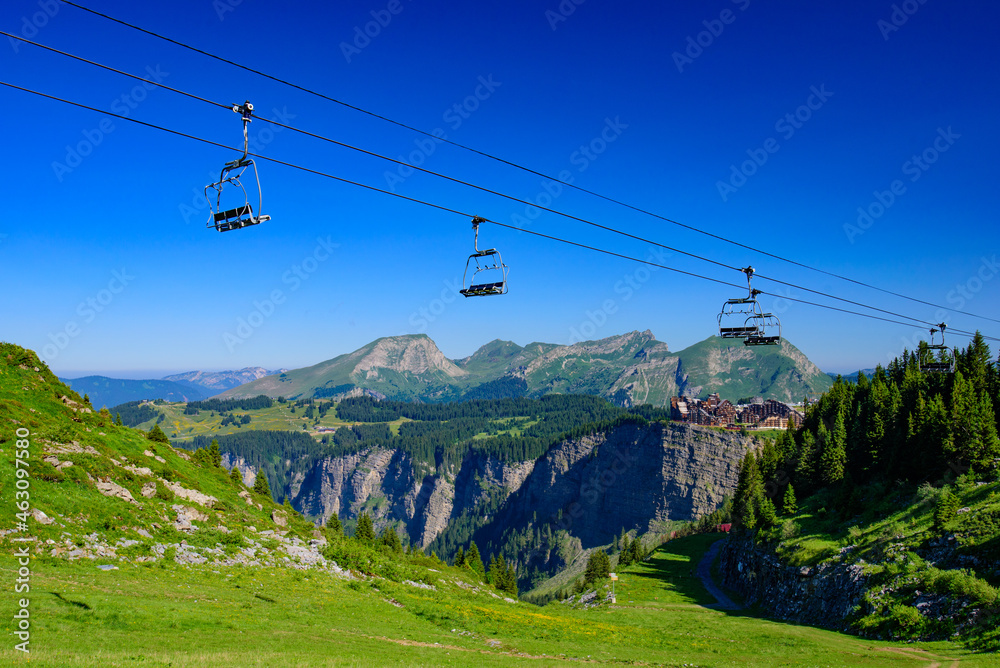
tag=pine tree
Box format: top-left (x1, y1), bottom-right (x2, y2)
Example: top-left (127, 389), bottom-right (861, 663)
top-left (820, 411), bottom-right (847, 485)
top-left (584, 549), bottom-right (610, 585)
top-left (619, 533), bottom-right (633, 567)
top-left (354, 512), bottom-right (376, 543)
top-left (733, 451), bottom-right (763, 530)
top-left (467, 542), bottom-right (485, 578)
top-left (378, 525), bottom-right (403, 553)
top-left (454, 545), bottom-right (466, 568)
top-left (758, 496), bottom-right (778, 528)
top-left (503, 561), bottom-right (519, 596)
top-left (208, 439), bottom-right (222, 468)
top-left (147, 423), bottom-right (170, 444)
top-left (83, 393), bottom-right (90, 406)
top-left (795, 430), bottom-right (818, 492)
top-left (626, 537), bottom-right (642, 564)
top-left (230, 466), bottom-right (242, 485)
top-left (782, 484), bottom-right (797, 516)
top-left (327, 513), bottom-right (343, 536)
top-left (949, 369), bottom-right (1000, 473)
top-left (933, 488), bottom-right (961, 532)
top-left (115, 413), bottom-right (123, 426)
top-left (252, 470), bottom-right (271, 498)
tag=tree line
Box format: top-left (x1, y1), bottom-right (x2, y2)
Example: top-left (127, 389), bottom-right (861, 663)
top-left (185, 395), bottom-right (274, 414)
top-left (733, 333), bottom-right (1000, 531)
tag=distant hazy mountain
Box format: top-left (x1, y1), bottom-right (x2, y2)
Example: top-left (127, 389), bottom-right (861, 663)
top-left (61, 376), bottom-right (208, 409)
top-left (218, 331), bottom-right (833, 405)
top-left (163, 367), bottom-right (287, 395)
top-left (826, 369), bottom-right (878, 384)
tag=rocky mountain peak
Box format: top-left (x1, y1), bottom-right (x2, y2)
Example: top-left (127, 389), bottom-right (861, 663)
top-left (354, 335), bottom-right (467, 378)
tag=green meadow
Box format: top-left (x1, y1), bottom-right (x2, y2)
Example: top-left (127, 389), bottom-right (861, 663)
top-left (2, 534), bottom-right (990, 667)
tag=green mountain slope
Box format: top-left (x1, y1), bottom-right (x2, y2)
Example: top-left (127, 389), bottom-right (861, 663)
top-left (1, 341), bottom-right (991, 666)
top-left (673, 335), bottom-right (833, 402)
top-left (220, 330), bottom-right (832, 405)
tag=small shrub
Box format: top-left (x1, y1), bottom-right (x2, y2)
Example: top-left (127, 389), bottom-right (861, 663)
top-left (926, 568), bottom-right (998, 606)
top-left (154, 483), bottom-right (174, 502)
top-left (780, 520), bottom-right (801, 540)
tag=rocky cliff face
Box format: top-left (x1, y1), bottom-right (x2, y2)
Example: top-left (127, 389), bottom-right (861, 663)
top-left (719, 535), bottom-right (868, 631)
top-left (286, 448), bottom-right (535, 549)
top-left (483, 422), bottom-right (753, 549)
top-left (280, 421), bottom-right (749, 554)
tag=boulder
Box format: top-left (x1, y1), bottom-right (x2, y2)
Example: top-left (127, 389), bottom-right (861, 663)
top-left (95, 481), bottom-right (138, 506)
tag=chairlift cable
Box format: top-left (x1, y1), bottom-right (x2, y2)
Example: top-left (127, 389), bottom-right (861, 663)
top-left (4, 79), bottom-right (999, 344)
top-left (52, 0), bottom-right (1000, 327)
top-left (10, 30), bottom-right (993, 332)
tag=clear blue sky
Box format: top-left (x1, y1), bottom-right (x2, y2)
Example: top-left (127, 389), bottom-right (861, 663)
top-left (3, 0), bottom-right (998, 378)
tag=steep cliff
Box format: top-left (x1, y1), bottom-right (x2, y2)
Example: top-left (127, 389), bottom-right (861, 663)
top-left (427, 421), bottom-right (756, 584)
top-left (286, 448), bottom-right (535, 549)
top-left (278, 421), bottom-right (751, 558)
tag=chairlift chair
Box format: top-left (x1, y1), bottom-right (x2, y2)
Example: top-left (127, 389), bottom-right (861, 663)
top-left (204, 101), bottom-right (271, 232)
top-left (718, 267), bottom-right (763, 338)
top-left (459, 217), bottom-right (508, 297)
top-left (920, 324), bottom-right (955, 373)
top-left (743, 313), bottom-right (782, 346)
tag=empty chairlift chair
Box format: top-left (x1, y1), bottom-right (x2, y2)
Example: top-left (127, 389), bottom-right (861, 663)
top-left (717, 267), bottom-right (781, 346)
top-left (920, 324), bottom-right (955, 373)
top-left (204, 101), bottom-right (271, 232)
top-left (459, 217), bottom-right (508, 297)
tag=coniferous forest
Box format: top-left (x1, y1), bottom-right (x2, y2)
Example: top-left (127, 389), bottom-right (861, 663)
top-left (733, 333), bottom-right (1000, 529)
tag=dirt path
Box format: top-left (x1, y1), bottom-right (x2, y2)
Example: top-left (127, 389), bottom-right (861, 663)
top-left (697, 539), bottom-right (740, 610)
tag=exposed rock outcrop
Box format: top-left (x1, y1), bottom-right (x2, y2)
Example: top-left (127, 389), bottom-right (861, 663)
top-left (719, 535), bottom-right (867, 631)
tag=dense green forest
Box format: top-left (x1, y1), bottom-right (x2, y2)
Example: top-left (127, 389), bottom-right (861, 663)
top-left (185, 395), bottom-right (274, 414)
top-left (733, 333), bottom-right (1000, 528)
top-left (109, 400), bottom-right (162, 427)
top-left (330, 395), bottom-right (657, 468)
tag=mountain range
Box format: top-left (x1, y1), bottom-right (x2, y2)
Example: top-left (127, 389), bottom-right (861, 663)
top-left (62, 367), bottom-right (286, 409)
top-left (219, 330), bottom-right (833, 405)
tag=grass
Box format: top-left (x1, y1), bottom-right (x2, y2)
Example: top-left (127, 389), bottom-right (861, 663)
top-left (139, 401), bottom-right (396, 442)
top-left (2, 536), bottom-right (993, 667)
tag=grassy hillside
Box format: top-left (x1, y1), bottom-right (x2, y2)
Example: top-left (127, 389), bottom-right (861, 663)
top-left (674, 335), bottom-right (834, 402)
top-left (0, 342), bottom-right (992, 666)
top-left (123, 398), bottom-right (388, 442)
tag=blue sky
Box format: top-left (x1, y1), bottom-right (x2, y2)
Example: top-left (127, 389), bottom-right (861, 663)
top-left (3, 0), bottom-right (998, 378)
